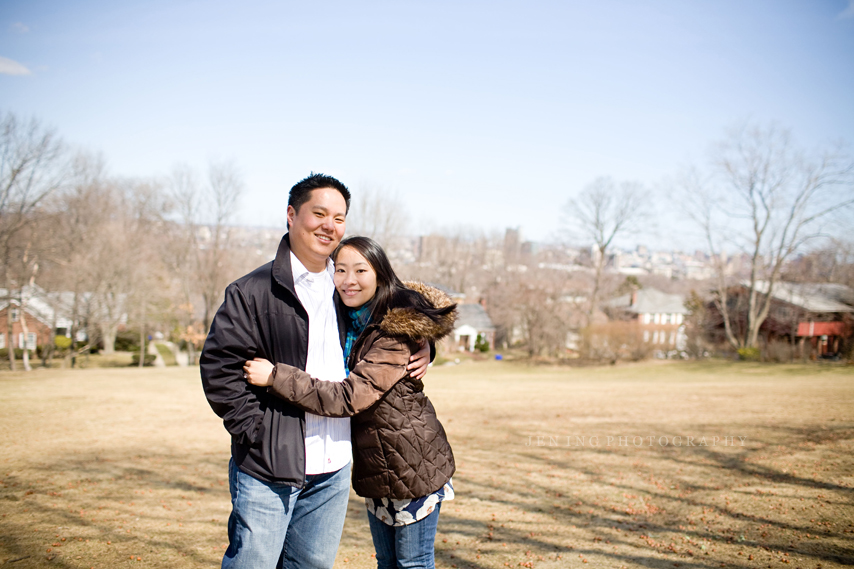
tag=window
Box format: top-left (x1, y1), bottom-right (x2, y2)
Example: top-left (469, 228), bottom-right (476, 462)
top-left (17, 333), bottom-right (36, 350)
top-left (654, 313), bottom-right (660, 324)
top-left (676, 314), bottom-right (684, 324)
top-left (0, 333), bottom-right (4, 349)
top-left (10, 308), bottom-right (19, 322)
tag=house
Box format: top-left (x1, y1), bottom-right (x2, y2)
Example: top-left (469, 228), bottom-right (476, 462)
top-left (605, 288), bottom-right (688, 348)
top-left (451, 303), bottom-right (496, 352)
top-left (0, 286), bottom-right (82, 351)
top-left (0, 291), bottom-right (54, 351)
top-left (725, 281), bottom-right (854, 357)
top-left (415, 283), bottom-right (496, 353)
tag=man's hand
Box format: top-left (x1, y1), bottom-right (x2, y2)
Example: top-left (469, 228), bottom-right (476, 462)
top-left (243, 358), bottom-right (275, 387)
top-left (407, 341), bottom-right (430, 380)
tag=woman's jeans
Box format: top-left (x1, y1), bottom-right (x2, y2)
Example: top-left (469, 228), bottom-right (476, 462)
top-left (367, 502), bottom-right (441, 569)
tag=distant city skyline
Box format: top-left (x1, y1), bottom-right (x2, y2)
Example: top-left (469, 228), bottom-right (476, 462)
top-left (2, 0), bottom-right (853, 249)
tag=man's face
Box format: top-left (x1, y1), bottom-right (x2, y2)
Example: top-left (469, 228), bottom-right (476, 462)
top-left (287, 187), bottom-right (347, 272)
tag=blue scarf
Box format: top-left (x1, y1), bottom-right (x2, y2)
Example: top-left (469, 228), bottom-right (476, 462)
top-left (343, 304), bottom-right (372, 369)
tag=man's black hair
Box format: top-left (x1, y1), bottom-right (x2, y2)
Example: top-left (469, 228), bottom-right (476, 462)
top-left (288, 173), bottom-right (351, 215)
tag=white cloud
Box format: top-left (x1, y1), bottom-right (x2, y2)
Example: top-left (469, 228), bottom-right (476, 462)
top-left (0, 56), bottom-right (31, 76)
top-left (12, 22), bottom-right (29, 33)
top-left (838, 0), bottom-right (854, 19)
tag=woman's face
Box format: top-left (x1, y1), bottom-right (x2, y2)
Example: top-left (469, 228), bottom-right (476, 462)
top-left (333, 246), bottom-right (378, 308)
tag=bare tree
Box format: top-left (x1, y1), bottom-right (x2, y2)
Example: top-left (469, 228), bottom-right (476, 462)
top-left (346, 185), bottom-right (410, 248)
top-left (88, 177), bottom-right (169, 355)
top-left (199, 161), bottom-right (243, 334)
top-left (166, 161), bottom-right (243, 336)
top-left (0, 112), bottom-right (65, 369)
top-left (165, 164), bottom-right (202, 362)
top-left (50, 155), bottom-right (109, 366)
top-left (681, 123), bottom-right (854, 350)
top-left (122, 179), bottom-right (170, 367)
top-left (407, 227), bottom-right (494, 295)
top-left (562, 177), bottom-right (649, 326)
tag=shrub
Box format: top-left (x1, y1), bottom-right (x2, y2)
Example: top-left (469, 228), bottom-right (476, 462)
top-left (474, 334), bottom-right (490, 353)
top-left (0, 348), bottom-right (25, 359)
top-left (115, 331), bottom-right (140, 352)
top-left (737, 347), bottom-right (760, 361)
top-left (131, 352), bottom-right (156, 366)
top-left (54, 336), bottom-right (72, 350)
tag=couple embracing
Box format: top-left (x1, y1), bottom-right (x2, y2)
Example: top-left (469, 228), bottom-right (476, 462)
top-left (201, 174), bottom-right (457, 569)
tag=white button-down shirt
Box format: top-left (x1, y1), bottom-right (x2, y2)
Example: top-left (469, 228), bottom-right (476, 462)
top-left (290, 252), bottom-right (351, 475)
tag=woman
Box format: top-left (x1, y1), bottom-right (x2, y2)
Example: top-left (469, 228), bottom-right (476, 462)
top-left (243, 235), bottom-right (457, 569)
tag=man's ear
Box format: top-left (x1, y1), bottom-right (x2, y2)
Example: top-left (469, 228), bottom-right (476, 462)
top-left (286, 205), bottom-right (296, 229)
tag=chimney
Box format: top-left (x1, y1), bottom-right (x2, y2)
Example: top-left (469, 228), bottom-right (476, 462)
top-left (630, 291), bottom-right (637, 307)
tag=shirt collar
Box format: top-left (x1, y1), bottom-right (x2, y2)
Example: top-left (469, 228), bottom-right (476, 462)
top-left (290, 251), bottom-right (334, 286)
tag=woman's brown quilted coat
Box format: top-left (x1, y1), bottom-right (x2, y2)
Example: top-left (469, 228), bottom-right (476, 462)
top-left (267, 282), bottom-right (457, 499)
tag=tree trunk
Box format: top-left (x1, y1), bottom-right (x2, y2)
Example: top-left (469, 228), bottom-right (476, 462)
top-left (19, 261), bottom-right (39, 371)
top-left (139, 301), bottom-right (146, 368)
top-left (101, 322), bottom-right (117, 354)
top-left (5, 283), bottom-right (16, 371)
top-left (69, 292), bottom-right (79, 368)
top-left (42, 311), bottom-right (56, 368)
top-left (186, 338), bottom-right (196, 367)
top-left (19, 291), bottom-right (31, 371)
top-left (587, 246), bottom-right (606, 328)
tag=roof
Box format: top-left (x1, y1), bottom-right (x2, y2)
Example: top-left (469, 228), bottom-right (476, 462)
top-left (750, 281), bottom-right (854, 313)
top-left (606, 288), bottom-right (688, 315)
top-left (455, 303), bottom-right (495, 332)
top-left (425, 283), bottom-right (466, 300)
top-left (0, 286), bottom-right (57, 327)
top-left (0, 286), bottom-right (101, 328)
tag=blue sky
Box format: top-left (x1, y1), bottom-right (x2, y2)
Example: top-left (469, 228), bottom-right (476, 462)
top-left (2, 1), bottom-right (853, 248)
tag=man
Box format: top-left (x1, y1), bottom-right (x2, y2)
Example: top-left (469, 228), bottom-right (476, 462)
top-left (201, 173), bottom-right (430, 569)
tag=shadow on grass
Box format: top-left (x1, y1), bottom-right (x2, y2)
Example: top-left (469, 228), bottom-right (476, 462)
top-left (0, 451), bottom-right (230, 568)
top-left (439, 418), bottom-right (854, 568)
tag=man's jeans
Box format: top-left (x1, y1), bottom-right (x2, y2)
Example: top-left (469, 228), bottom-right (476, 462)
top-left (366, 503), bottom-right (441, 569)
top-left (222, 459), bottom-right (351, 569)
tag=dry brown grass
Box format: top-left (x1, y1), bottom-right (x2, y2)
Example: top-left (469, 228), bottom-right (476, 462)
top-left (1, 360), bottom-right (852, 569)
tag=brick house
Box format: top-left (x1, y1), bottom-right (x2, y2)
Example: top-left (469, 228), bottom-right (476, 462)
top-left (0, 300), bottom-right (53, 351)
top-left (707, 281), bottom-right (854, 358)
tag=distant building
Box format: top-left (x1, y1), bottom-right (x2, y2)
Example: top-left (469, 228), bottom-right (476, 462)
top-left (606, 288), bottom-right (688, 348)
top-left (0, 286), bottom-right (95, 350)
top-left (449, 303), bottom-right (496, 352)
top-left (504, 228), bottom-right (521, 265)
top-left (0, 287), bottom-right (59, 351)
top-left (708, 281), bottom-right (854, 357)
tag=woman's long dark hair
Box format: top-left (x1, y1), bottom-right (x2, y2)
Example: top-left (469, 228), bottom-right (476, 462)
top-left (332, 236), bottom-right (456, 325)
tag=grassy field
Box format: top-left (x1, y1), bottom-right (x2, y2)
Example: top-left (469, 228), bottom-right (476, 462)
top-left (0, 360), bottom-right (852, 569)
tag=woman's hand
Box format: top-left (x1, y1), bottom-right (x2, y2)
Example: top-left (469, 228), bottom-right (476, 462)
top-left (243, 358), bottom-right (274, 386)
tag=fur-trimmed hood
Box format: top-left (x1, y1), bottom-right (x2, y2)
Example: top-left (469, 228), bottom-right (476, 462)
top-left (378, 282), bottom-right (457, 342)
